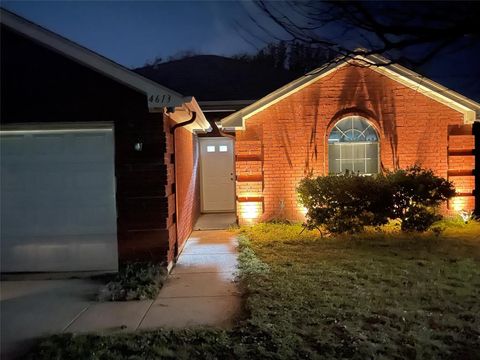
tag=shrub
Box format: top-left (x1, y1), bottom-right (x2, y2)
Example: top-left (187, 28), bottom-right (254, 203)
top-left (97, 262), bottom-right (167, 301)
top-left (298, 166), bottom-right (455, 233)
top-left (297, 171), bottom-right (392, 234)
top-left (385, 166), bottom-right (455, 231)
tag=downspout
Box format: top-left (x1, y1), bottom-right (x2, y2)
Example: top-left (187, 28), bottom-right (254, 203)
top-left (171, 111), bottom-right (197, 134)
top-left (169, 111), bottom-right (197, 260)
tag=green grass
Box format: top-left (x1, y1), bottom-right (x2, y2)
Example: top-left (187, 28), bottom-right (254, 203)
top-left (25, 220), bottom-right (480, 359)
top-left (238, 220), bottom-right (480, 359)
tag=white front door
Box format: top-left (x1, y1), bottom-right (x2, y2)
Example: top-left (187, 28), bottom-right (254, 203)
top-left (200, 137), bottom-right (235, 212)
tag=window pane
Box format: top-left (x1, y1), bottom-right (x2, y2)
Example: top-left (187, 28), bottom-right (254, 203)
top-left (353, 118), bottom-right (365, 131)
top-left (342, 143), bottom-right (353, 159)
top-left (365, 128), bottom-right (378, 142)
top-left (353, 160), bottom-right (366, 173)
top-left (207, 145), bottom-right (215, 152)
top-left (366, 143), bottom-right (377, 158)
top-left (219, 145), bottom-right (228, 152)
top-left (366, 144), bottom-right (379, 174)
top-left (328, 130), bottom-right (342, 143)
top-left (353, 143), bottom-right (366, 159)
top-left (328, 145), bottom-right (341, 174)
top-left (366, 159), bottom-right (378, 174)
top-left (341, 160), bottom-right (354, 173)
top-left (328, 117), bottom-right (379, 174)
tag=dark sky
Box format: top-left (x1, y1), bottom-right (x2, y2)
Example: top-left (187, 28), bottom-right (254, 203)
top-left (2, 1), bottom-right (266, 68)
top-left (2, 1), bottom-right (480, 101)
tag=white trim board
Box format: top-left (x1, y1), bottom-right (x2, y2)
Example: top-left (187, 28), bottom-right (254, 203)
top-left (221, 54), bottom-right (480, 129)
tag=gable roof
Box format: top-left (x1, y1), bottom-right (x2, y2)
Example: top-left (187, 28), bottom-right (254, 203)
top-left (0, 8), bottom-right (210, 132)
top-left (134, 55), bottom-right (300, 102)
top-left (221, 53), bottom-right (480, 130)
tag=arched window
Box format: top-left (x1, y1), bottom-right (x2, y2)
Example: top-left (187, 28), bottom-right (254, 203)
top-left (328, 116), bottom-right (379, 174)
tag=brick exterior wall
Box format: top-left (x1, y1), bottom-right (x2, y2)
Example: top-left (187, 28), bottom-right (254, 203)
top-left (235, 65), bottom-right (476, 224)
top-left (164, 117), bottom-right (177, 265)
top-left (174, 126), bottom-right (201, 254)
top-left (116, 113), bottom-right (201, 266)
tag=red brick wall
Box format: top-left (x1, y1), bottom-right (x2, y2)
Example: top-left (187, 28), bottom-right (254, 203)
top-left (164, 115), bottom-right (177, 264)
top-left (447, 132), bottom-right (476, 213)
top-left (174, 126), bottom-right (201, 253)
top-left (235, 65), bottom-right (474, 223)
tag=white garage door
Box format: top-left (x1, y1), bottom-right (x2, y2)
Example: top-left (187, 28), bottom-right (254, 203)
top-left (0, 124), bottom-right (118, 272)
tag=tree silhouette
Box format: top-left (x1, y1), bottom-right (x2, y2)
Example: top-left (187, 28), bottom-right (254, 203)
top-left (250, 0), bottom-right (479, 67)
top-left (233, 41), bottom-right (335, 74)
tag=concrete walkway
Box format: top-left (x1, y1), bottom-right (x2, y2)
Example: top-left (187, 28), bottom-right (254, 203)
top-left (194, 213), bottom-right (236, 230)
top-left (1, 230), bottom-right (241, 359)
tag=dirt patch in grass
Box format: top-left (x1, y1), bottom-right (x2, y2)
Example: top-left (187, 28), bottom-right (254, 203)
top-left (25, 221), bottom-right (480, 359)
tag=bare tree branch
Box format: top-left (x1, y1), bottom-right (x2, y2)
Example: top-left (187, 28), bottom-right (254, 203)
top-left (250, 0), bottom-right (480, 67)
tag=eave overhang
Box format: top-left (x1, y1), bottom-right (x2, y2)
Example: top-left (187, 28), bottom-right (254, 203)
top-left (221, 54), bottom-right (480, 130)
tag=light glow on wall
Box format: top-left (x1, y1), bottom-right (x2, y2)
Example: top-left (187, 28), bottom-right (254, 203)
top-left (450, 196), bottom-right (473, 223)
top-left (238, 202), bottom-right (262, 224)
top-left (300, 206), bottom-right (308, 216)
top-left (451, 196), bottom-right (465, 213)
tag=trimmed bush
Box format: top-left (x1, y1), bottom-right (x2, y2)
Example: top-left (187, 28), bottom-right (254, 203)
top-left (298, 166), bottom-right (455, 233)
top-left (297, 171), bottom-right (392, 234)
top-left (384, 166), bottom-right (455, 231)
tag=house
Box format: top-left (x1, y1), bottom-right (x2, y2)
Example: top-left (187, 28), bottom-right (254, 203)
top-left (0, 8), bottom-right (211, 273)
top-left (2, 9), bottom-right (479, 274)
top-left (220, 55), bottom-right (480, 225)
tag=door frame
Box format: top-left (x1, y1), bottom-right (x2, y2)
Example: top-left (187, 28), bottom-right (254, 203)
top-left (198, 136), bottom-right (236, 213)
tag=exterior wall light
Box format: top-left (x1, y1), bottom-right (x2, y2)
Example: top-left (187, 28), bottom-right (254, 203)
top-left (134, 142), bottom-right (143, 151)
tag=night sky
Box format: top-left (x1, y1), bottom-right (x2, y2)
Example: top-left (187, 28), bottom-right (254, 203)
top-left (2, 1), bottom-right (480, 101)
top-left (2, 1), bottom-right (267, 68)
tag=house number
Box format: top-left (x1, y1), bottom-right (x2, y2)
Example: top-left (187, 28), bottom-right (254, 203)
top-left (148, 94), bottom-right (171, 105)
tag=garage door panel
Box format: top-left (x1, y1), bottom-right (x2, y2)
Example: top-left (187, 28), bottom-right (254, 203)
top-left (1, 127), bottom-right (118, 272)
top-left (1, 206), bottom-right (36, 236)
top-left (0, 136), bottom-right (25, 157)
top-left (71, 205), bottom-right (115, 231)
top-left (73, 170), bottom-right (114, 191)
top-left (71, 133), bottom-right (114, 159)
top-left (0, 166), bottom-right (28, 190)
top-left (31, 134), bottom-right (65, 155)
top-left (2, 235), bottom-right (118, 272)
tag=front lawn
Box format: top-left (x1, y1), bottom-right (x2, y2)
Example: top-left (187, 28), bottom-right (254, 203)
top-left (238, 221), bottom-right (480, 359)
top-left (26, 221), bottom-right (480, 359)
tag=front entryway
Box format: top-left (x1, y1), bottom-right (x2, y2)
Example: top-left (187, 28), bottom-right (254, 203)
top-left (199, 137), bottom-right (235, 212)
top-left (194, 213), bottom-right (236, 230)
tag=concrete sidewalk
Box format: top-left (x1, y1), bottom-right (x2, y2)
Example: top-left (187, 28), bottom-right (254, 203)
top-left (1, 230), bottom-right (241, 359)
